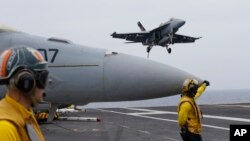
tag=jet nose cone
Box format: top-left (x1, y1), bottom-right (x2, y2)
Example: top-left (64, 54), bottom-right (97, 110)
top-left (103, 53), bottom-right (202, 101)
top-left (179, 20), bottom-right (186, 27)
top-left (181, 20), bottom-right (186, 25)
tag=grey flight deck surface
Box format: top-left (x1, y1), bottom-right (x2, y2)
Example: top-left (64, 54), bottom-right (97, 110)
top-left (41, 104), bottom-right (250, 141)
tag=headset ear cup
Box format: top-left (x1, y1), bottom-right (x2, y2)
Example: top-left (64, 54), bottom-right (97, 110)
top-left (15, 71), bottom-right (35, 93)
top-left (188, 84), bottom-right (198, 96)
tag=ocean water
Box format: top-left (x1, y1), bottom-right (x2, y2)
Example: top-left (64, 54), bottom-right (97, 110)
top-left (83, 89), bottom-right (250, 108)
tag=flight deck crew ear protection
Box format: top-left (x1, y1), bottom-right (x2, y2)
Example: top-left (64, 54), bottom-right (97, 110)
top-left (12, 68), bottom-right (36, 93)
top-left (9, 67), bottom-right (49, 93)
top-left (182, 79), bottom-right (199, 97)
top-left (188, 80), bottom-right (198, 96)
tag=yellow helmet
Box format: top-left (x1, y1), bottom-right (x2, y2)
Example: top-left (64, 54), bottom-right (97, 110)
top-left (182, 79), bottom-right (199, 96)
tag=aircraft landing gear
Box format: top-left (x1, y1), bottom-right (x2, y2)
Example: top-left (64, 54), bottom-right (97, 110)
top-left (168, 33), bottom-right (173, 44)
top-left (167, 48), bottom-right (171, 54)
top-left (47, 104), bottom-right (60, 122)
top-left (146, 46), bottom-right (151, 53)
top-left (147, 45), bottom-right (153, 58)
top-left (165, 45), bottom-right (172, 54)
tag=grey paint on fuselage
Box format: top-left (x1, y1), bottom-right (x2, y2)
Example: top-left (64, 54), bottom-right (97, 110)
top-left (0, 27), bottom-right (202, 106)
top-left (0, 32), bottom-right (105, 104)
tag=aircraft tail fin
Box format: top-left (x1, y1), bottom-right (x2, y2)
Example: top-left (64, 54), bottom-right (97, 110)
top-left (137, 21), bottom-right (146, 31)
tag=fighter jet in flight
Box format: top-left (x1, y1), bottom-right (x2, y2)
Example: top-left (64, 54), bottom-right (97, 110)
top-left (111, 18), bottom-right (201, 56)
top-left (0, 24), bottom-right (202, 121)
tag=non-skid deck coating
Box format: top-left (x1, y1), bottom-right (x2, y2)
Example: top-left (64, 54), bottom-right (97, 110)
top-left (41, 104), bottom-right (250, 141)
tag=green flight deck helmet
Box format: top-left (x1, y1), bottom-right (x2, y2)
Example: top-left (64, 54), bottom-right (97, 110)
top-left (0, 46), bottom-right (49, 92)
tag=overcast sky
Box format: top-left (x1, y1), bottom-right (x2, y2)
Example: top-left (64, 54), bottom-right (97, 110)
top-left (1, 0), bottom-right (250, 90)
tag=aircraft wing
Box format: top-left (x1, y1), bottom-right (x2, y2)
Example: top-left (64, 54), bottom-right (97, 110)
top-left (111, 32), bottom-right (149, 43)
top-left (173, 34), bottom-right (201, 44)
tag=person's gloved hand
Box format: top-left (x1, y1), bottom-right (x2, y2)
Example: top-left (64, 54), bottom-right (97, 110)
top-left (203, 80), bottom-right (210, 86)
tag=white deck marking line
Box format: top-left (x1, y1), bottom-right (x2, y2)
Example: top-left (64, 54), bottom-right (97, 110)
top-left (119, 125), bottom-right (129, 129)
top-left (125, 107), bottom-right (250, 123)
top-left (96, 108), bottom-right (229, 131)
top-left (126, 107), bottom-right (176, 115)
top-left (129, 111), bottom-right (174, 115)
top-left (215, 104), bottom-right (250, 108)
top-left (203, 115), bottom-right (250, 122)
top-left (126, 107), bottom-right (168, 112)
top-left (203, 124), bottom-right (229, 130)
top-left (137, 130), bottom-right (151, 134)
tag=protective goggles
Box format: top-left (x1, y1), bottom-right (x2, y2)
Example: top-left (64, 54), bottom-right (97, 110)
top-left (34, 70), bottom-right (49, 89)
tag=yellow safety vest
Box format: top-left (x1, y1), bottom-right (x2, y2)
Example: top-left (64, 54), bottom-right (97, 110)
top-left (0, 95), bottom-right (45, 141)
top-left (178, 96), bottom-right (202, 134)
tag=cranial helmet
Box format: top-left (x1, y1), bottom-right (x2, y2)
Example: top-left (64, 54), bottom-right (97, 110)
top-left (0, 46), bottom-right (49, 92)
top-left (182, 78), bottom-right (199, 97)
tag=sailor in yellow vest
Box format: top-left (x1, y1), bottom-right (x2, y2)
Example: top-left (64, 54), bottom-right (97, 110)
top-left (0, 46), bottom-right (49, 141)
top-left (178, 79), bottom-right (210, 141)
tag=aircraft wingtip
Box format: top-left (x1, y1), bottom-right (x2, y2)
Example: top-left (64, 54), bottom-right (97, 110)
top-left (111, 32), bottom-right (116, 36)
